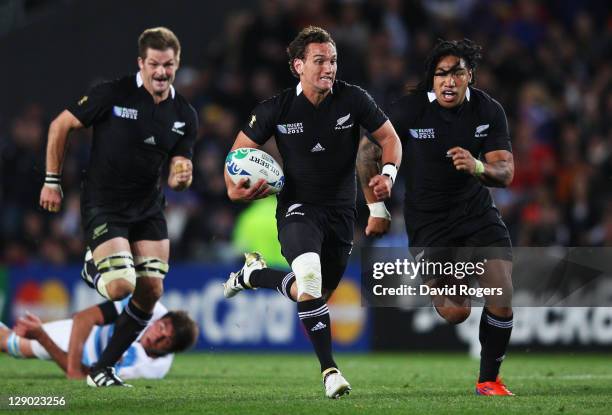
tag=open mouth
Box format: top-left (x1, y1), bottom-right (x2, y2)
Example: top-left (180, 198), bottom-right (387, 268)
top-left (441, 90), bottom-right (457, 101)
top-left (153, 78), bottom-right (168, 87)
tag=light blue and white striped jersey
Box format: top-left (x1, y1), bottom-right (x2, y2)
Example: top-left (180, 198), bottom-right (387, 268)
top-left (80, 299), bottom-right (173, 379)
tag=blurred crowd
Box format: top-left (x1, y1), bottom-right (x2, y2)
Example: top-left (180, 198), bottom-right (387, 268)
top-left (1, 0), bottom-right (611, 265)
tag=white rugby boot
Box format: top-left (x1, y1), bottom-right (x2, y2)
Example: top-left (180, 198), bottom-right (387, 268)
top-left (223, 252), bottom-right (266, 298)
top-left (87, 367), bottom-right (132, 387)
top-left (323, 368), bottom-right (351, 399)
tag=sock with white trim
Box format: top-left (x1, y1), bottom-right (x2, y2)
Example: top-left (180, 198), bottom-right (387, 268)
top-left (249, 269), bottom-right (296, 302)
top-left (479, 308), bottom-right (513, 382)
top-left (92, 298), bottom-right (152, 371)
top-left (298, 298), bottom-right (337, 372)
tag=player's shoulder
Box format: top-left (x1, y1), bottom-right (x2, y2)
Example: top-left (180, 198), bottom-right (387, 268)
top-left (333, 79), bottom-right (372, 99)
top-left (106, 74), bottom-right (138, 92)
top-left (389, 89), bottom-right (427, 121)
top-left (255, 86), bottom-right (295, 114)
top-left (153, 301), bottom-right (168, 317)
top-left (86, 74), bottom-right (137, 101)
top-left (172, 91), bottom-right (198, 121)
top-left (469, 87), bottom-right (505, 113)
top-left (393, 89), bottom-right (427, 109)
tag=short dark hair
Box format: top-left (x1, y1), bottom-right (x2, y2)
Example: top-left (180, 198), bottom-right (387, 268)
top-left (418, 38), bottom-right (482, 91)
top-left (138, 27), bottom-right (181, 61)
top-left (163, 310), bottom-right (198, 353)
top-left (286, 26), bottom-right (336, 78)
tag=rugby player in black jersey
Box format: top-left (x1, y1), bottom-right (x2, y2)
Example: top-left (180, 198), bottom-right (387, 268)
top-left (358, 39), bottom-right (515, 396)
top-left (39, 27), bottom-right (197, 387)
top-left (223, 26), bottom-right (401, 398)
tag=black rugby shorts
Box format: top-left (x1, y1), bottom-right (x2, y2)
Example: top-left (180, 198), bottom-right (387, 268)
top-left (276, 202), bottom-right (355, 291)
top-left (406, 192), bottom-right (512, 265)
top-left (81, 199), bottom-right (168, 252)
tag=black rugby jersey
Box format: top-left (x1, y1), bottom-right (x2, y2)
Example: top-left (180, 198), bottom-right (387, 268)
top-left (68, 73), bottom-right (197, 206)
top-left (391, 87), bottom-right (511, 212)
top-left (242, 80), bottom-right (388, 206)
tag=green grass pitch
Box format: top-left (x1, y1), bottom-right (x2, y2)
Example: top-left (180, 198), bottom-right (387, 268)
top-left (1, 353), bottom-right (611, 414)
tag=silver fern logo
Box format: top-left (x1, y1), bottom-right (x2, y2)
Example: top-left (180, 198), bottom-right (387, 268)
top-left (335, 113), bottom-right (353, 130)
top-left (475, 124), bottom-right (490, 138)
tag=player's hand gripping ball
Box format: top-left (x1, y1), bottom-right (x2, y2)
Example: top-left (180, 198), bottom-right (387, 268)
top-left (225, 148), bottom-right (284, 194)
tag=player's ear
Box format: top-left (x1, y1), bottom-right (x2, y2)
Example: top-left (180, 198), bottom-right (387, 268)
top-left (137, 56), bottom-right (144, 70)
top-left (468, 69), bottom-right (473, 84)
top-left (294, 58), bottom-right (304, 76)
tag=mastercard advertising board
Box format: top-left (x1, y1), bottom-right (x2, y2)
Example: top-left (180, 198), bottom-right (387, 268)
top-left (6, 263), bottom-right (371, 352)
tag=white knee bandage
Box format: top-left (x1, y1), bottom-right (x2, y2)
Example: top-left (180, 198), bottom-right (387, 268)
top-left (95, 251), bottom-right (136, 299)
top-left (134, 256), bottom-right (169, 279)
top-left (292, 252), bottom-right (322, 298)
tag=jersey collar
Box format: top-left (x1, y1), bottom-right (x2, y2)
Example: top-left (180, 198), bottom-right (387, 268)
top-left (427, 87), bottom-right (470, 103)
top-left (136, 72), bottom-right (176, 99)
top-left (296, 82), bottom-right (333, 96)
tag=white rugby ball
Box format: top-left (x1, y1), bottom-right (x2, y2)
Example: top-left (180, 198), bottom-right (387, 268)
top-left (225, 148), bottom-right (284, 194)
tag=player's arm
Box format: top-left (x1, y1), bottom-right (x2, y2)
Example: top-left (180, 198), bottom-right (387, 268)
top-left (66, 303), bottom-right (112, 379)
top-left (368, 120), bottom-right (402, 199)
top-left (357, 136), bottom-right (382, 203)
top-left (168, 105), bottom-right (198, 192)
top-left (357, 137), bottom-right (389, 236)
top-left (224, 131), bottom-right (269, 202)
top-left (356, 121), bottom-right (402, 237)
top-left (39, 110), bottom-right (84, 212)
top-left (447, 148), bottom-right (514, 187)
top-left (13, 313), bottom-right (70, 372)
top-left (480, 150), bottom-right (514, 187)
top-left (449, 99), bottom-right (514, 187)
top-left (167, 156), bottom-right (193, 191)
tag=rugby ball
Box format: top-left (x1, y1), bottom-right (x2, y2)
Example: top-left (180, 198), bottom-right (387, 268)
top-left (225, 148), bottom-right (284, 194)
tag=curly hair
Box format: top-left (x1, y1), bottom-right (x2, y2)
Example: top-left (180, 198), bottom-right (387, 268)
top-left (417, 38), bottom-right (483, 91)
top-left (286, 26), bottom-right (336, 79)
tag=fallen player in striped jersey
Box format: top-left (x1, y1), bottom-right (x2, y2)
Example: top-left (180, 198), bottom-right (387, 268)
top-left (0, 298), bottom-right (198, 385)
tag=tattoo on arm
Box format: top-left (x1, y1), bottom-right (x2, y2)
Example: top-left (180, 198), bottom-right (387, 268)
top-left (357, 138), bottom-right (382, 187)
top-left (480, 159), bottom-right (514, 187)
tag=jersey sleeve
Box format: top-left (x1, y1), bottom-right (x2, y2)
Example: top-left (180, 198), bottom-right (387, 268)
top-left (116, 344), bottom-right (174, 379)
top-left (170, 103), bottom-right (198, 159)
top-left (67, 81), bottom-right (117, 127)
top-left (354, 86), bottom-right (388, 133)
top-left (481, 98), bottom-right (512, 154)
top-left (241, 98), bottom-right (278, 145)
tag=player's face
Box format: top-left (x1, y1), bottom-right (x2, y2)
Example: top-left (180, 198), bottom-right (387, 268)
top-left (140, 318), bottom-right (175, 354)
top-left (295, 42), bottom-right (337, 93)
top-left (433, 55), bottom-right (472, 108)
top-left (138, 48), bottom-right (179, 98)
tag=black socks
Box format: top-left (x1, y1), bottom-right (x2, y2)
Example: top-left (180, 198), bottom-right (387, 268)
top-left (479, 308), bottom-right (513, 382)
